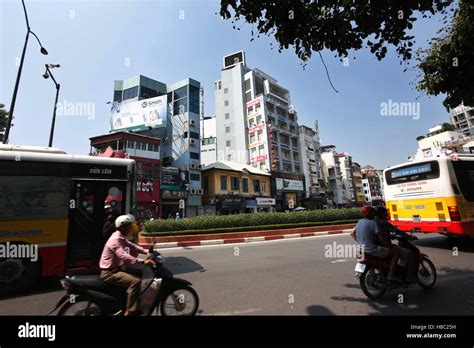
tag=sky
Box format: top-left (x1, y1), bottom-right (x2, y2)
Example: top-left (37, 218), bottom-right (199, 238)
top-left (0, 0), bottom-right (452, 169)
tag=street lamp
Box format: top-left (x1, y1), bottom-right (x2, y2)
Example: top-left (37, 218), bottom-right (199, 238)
top-left (43, 64), bottom-right (61, 147)
top-left (4, 0), bottom-right (48, 144)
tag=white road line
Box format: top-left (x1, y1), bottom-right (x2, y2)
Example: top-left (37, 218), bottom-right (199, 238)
top-left (159, 232), bottom-right (351, 252)
top-left (331, 259), bottom-right (348, 263)
top-left (206, 308), bottom-right (263, 316)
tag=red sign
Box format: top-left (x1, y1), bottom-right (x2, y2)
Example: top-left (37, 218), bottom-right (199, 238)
top-left (136, 180), bottom-right (160, 202)
top-left (245, 96), bottom-right (263, 108)
top-left (250, 155), bottom-right (268, 163)
top-left (248, 124), bottom-right (265, 134)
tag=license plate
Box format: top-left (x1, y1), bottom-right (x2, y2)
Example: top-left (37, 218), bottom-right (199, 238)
top-left (354, 263), bottom-right (366, 273)
top-left (413, 215), bottom-right (421, 222)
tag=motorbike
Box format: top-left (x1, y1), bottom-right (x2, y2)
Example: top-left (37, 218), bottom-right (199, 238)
top-left (49, 246), bottom-right (199, 316)
top-left (354, 231), bottom-right (437, 299)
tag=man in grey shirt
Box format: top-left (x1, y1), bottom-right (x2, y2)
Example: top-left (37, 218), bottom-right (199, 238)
top-left (351, 205), bottom-right (401, 282)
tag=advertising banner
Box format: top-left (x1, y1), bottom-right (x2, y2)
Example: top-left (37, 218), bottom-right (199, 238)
top-left (110, 95), bottom-right (167, 132)
top-left (136, 180), bottom-right (160, 202)
top-left (276, 178), bottom-right (304, 192)
top-left (161, 167), bottom-right (183, 191)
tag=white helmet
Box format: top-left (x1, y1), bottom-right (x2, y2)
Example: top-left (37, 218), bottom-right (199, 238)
top-left (115, 214), bottom-right (137, 228)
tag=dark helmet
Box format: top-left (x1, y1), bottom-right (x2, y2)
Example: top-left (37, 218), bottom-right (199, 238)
top-left (375, 206), bottom-right (388, 219)
top-left (361, 205), bottom-right (376, 219)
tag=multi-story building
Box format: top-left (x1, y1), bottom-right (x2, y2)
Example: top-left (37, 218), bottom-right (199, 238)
top-left (451, 105), bottom-right (474, 137)
top-left (201, 116), bottom-right (217, 167)
top-left (89, 132), bottom-right (161, 221)
top-left (361, 165), bottom-right (383, 204)
top-left (110, 75), bottom-right (202, 217)
top-left (352, 162), bottom-right (366, 206)
top-left (320, 145), bottom-right (345, 208)
top-left (298, 123), bottom-right (324, 209)
top-left (201, 161), bottom-right (273, 215)
top-left (416, 124), bottom-right (463, 158)
top-left (337, 152), bottom-right (356, 207)
top-left (214, 51), bottom-right (304, 211)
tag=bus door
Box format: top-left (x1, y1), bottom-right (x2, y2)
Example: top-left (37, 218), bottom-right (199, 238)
top-left (66, 180), bottom-right (126, 267)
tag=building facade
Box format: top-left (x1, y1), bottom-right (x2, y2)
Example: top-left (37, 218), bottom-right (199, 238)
top-left (361, 165), bottom-right (384, 205)
top-left (201, 161), bottom-right (273, 215)
top-left (214, 51), bottom-right (304, 210)
top-left (320, 145), bottom-right (345, 208)
top-left (201, 116), bottom-right (217, 167)
top-left (110, 75), bottom-right (202, 217)
top-left (451, 105), bottom-right (474, 137)
top-left (89, 132), bottom-right (161, 222)
top-left (337, 152), bottom-right (356, 207)
top-left (352, 162), bottom-right (366, 206)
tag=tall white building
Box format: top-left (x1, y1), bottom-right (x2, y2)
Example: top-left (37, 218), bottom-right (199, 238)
top-left (298, 122), bottom-right (324, 208)
top-left (200, 116), bottom-right (217, 166)
top-left (320, 145), bottom-right (345, 208)
top-left (337, 152), bottom-right (356, 207)
top-left (451, 105), bottom-right (474, 137)
top-left (214, 51), bottom-right (305, 210)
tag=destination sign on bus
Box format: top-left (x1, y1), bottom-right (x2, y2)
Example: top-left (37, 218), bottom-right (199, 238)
top-left (391, 163), bottom-right (432, 179)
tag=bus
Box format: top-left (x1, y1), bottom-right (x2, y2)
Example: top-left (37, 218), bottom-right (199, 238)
top-left (383, 153), bottom-right (474, 238)
top-left (0, 145), bottom-right (135, 296)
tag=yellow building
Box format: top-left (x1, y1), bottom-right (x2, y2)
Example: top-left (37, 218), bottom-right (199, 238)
top-left (201, 161), bottom-right (274, 214)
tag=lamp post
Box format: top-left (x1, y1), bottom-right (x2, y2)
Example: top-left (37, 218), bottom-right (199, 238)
top-left (43, 64), bottom-right (60, 147)
top-left (4, 0), bottom-right (48, 144)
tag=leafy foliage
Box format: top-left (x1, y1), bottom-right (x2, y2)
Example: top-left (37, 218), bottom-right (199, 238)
top-left (219, 0), bottom-right (453, 63)
top-left (0, 104), bottom-right (8, 143)
top-left (416, 0), bottom-right (474, 109)
top-left (144, 208), bottom-right (361, 234)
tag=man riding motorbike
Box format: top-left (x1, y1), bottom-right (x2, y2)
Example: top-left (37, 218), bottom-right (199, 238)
top-left (351, 205), bottom-right (402, 282)
top-left (374, 206), bottom-right (418, 283)
top-left (99, 214), bottom-right (155, 316)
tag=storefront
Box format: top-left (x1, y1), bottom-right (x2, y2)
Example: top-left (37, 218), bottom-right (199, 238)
top-left (271, 172), bottom-right (305, 211)
top-left (216, 196), bottom-right (244, 215)
top-left (246, 197), bottom-right (275, 213)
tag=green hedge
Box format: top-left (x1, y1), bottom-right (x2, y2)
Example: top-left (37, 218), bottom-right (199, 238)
top-left (141, 219), bottom-right (357, 236)
top-left (143, 208), bottom-right (361, 235)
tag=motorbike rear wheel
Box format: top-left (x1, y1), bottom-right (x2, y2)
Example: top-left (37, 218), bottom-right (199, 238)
top-left (160, 285), bottom-right (199, 316)
top-left (57, 296), bottom-right (103, 316)
top-left (417, 257), bottom-right (436, 289)
top-left (360, 266), bottom-right (386, 300)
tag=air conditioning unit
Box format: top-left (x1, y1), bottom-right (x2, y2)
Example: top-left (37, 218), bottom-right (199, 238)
top-left (190, 188), bottom-right (197, 195)
top-left (197, 164), bottom-right (203, 170)
top-left (198, 189), bottom-right (204, 195)
top-left (190, 139), bottom-right (196, 146)
top-left (190, 163), bottom-right (197, 170)
top-left (190, 119), bottom-right (196, 127)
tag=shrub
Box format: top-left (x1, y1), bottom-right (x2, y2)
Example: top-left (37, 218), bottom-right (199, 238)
top-left (143, 208), bottom-right (361, 234)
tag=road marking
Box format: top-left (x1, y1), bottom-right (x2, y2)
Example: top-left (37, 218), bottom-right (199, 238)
top-left (331, 259), bottom-right (348, 264)
top-left (206, 308), bottom-right (262, 316)
top-left (160, 232), bottom-right (351, 252)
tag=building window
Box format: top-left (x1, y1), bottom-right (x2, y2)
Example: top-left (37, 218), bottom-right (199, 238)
top-left (257, 131), bottom-right (263, 141)
top-left (225, 113), bottom-right (230, 120)
top-left (221, 176), bottom-right (227, 190)
top-left (126, 140), bottom-right (135, 149)
top-left (173, 98), bottom-right (188, 115)
top-left (248, 118), bottom-right (255, 127)
top-left (140, 86), bottom-right (159, 99)
top-left (224, 100), bottom-right (229, 106)
top-left (259, 145), bottom-right (265, 156)
top-left (189, 85), bottom-right (200, 114)
top-left (226, 126), bottom-right (230, 133)
top-left (231, 177), bottom-right (240, 191)
top-left (190, 152), bottom-right (200, 160)
top-left (122, 86), bottom-right (138, 100)
top-left (245, 91), bottom-right (252, 102)
top-left (190, 173), bottom-right (200, 181)
top-left (244, 79), bottom-right (251, 91)
top-left (173, 86), bottom-right (187, 100)
top-left (226, 140), bottom-right (231, 147)
top-left (243, 178), bottom-right (249, 192)
top-left (190, 131), bottom-right (200, 139)
top-left (253, 180), bottom-right (261, 193)
top-left (249, 134), bottom-right (256, 144)
top-left (261, 180), bottom-right (266, 193)
top-left (203, 176), bottom-right (209, 191)
top-left (113, 90), bottom-right (122, 102)
top-left (224, 88), bottom-right (228, 94)
top-left (256, 116), bottom-right (262, 125)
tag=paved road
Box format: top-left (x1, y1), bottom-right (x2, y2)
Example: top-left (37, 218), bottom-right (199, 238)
top-left (0, 233), bottom-right (473, 315)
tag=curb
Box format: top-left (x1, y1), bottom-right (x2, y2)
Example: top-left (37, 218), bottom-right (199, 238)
top-left (143, 228), bottom-right (354, 249)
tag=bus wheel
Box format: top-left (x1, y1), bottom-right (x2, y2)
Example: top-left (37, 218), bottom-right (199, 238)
top-left (0, 255), bottom-right (41, 297)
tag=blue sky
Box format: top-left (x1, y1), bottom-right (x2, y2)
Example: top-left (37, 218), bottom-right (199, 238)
top-left (0, 0), bottom-right (451, 169)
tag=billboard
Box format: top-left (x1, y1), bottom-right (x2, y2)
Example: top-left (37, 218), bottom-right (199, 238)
top-left (110, 95), bottom-right (167, 132)
top-left (161, 167), bottom-right (184, 191)
top-left (276, 178), bottom-right (304, 192)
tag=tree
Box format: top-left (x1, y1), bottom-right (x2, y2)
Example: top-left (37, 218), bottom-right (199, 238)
top-left (219, 0), bottom-right (453, 63)
top-left (219, 1), bottom-right (473, 109)
top-left (0, 103), bottom-right (8, 143)
top-left (416, 0), bottom-right (474, 110)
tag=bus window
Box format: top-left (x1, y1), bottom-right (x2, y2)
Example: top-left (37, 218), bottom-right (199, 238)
top-left (385, 161), bottom-right (440, 185)
top-left (452, 161), bottom-right (474, 201)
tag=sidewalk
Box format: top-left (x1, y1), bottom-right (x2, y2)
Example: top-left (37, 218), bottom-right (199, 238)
top-left (139, 223), bottom-right (355, 249)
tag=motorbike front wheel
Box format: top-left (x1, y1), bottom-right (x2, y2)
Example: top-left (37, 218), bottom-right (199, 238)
top-left (160, 285), bottom-right (199, 316)
top-left (417, 257), bottom-right (436, 289)
top-left (57, 296), bottom-right (103, 316)
top-left (360, 266), bottom-right (387, 300)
